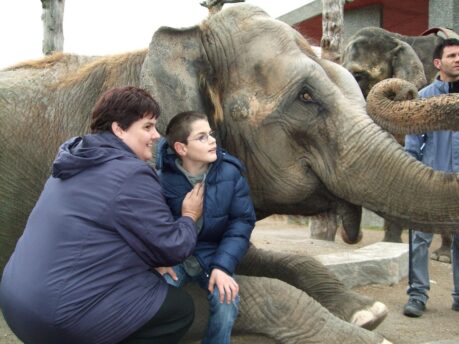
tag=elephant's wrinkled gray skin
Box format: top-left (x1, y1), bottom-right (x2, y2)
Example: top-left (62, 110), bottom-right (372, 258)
top-left (342, 27), bottom-right (443, 98)
top-left (368, 78), bottom-right (459, 135)
top-left (2, 4), bottom-right (459, 342)
top-left (142, 7), bottom-right (459, 232)
top-left (367, 78), bottom-right (459, 261)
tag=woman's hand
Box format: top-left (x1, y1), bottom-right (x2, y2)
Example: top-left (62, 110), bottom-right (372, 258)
top-left (155, 266), bottom-right (178, 281)
top-left (182, 182), bottom-right (204, 222)
top-left (208, 268), bottom-right (239, 304)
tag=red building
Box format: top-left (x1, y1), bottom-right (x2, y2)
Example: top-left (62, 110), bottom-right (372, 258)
top-left (278, 0), bottom-right (435, 46)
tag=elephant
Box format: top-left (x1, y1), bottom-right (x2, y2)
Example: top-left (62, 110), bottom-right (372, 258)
top-left (341, 26), bottom-right (444, 98)
top-left (341, 26), bottom-right (458, 262)
top-left (3, 4), bottom-right (459, 342)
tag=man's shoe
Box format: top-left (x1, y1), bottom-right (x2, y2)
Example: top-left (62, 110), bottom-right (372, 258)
top-left (403, 299), bottom-right (425, 317)
top-left (452, 302), bottom-right (459, 312)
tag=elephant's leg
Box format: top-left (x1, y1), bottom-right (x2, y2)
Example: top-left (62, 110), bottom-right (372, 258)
top-left (430, 233), bottom-right (452, 263)
top-left (237, 244), bottom-right (388, 329)
top-left (382, 219), bottom-right (403, 243)
top-left (183, 276), bottom-right (388, 344)
top-left (383, 220), bottom-right (452, 262)
top-left (309, 211), bottom-right (338, 241)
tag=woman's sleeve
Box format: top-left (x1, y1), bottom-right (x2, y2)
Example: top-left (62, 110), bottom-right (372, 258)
top-left (112, 165), bottom-right (197, 267)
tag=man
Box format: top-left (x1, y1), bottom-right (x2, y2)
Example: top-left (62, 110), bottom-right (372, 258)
top-left (403, 38), bottom-right (459, 317)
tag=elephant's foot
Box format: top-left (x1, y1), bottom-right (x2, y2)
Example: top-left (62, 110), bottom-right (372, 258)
top-left (235, 276), bottom-right (385, 344)
top-left (430, 233), bottom-right (452, 263)
top-left (382, 220), bottom-right (403, 243)
top-left (350, 301), bottom-right (388, 330)
top-left (430, 247), bottom-right (451, 263)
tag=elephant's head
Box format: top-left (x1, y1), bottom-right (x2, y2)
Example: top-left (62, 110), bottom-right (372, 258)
top-left (140, 4), bottom-right (459, 236)
top-left (342, 27), bottom-right (428, 98)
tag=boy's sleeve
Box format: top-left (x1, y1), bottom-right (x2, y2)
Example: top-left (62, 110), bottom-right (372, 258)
top-left (209, 173), bottom-right (256, 275)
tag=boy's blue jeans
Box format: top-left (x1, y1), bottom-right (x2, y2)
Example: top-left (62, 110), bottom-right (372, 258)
top-left (163, 264), bottom-right (239, 344)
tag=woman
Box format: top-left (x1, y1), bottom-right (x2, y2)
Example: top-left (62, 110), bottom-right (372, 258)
top-left (0, 86), bottom-right (203, 344)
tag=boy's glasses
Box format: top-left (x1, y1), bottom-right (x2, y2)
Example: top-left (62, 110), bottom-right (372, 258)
top-left (188, 130), bottom-right (216, 143)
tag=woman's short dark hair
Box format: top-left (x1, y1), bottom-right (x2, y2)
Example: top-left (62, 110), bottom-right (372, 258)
top-left (433, 38), bottom-right (459, 60)
top-left (165, 111), bottom-right (208, 153)
top-left (90, 86), bottom-right (161, 133)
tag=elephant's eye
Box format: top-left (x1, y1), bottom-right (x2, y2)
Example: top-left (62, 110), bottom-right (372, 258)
top-left (299, 91), bottom-right (313, 103)
top-left (353, 71), bottom-right (366, 82)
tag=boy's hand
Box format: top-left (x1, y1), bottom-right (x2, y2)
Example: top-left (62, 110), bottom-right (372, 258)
top-left (155, 266), bottom-right (178, 281)
top-left (182, 182), bottom-right (204, 222)
top-left (208, 268), bottom-right (239, 304)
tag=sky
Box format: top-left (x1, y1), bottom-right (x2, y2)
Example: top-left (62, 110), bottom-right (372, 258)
top-left (0, 0), bottom-right (311, 69)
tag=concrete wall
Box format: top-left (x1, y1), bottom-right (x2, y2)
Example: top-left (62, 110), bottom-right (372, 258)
top-left (361, 209), bottom-right (384, 229)
top-left (429, 0), bottom-right (459, 33)
top-left (343, 4), bottom-right (381, 44)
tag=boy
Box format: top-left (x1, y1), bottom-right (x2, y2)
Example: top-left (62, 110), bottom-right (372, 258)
top-left (156, 111), bottom-right (256, 343)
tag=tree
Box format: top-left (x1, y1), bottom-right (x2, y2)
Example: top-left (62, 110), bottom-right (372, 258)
top-left (200, 0), bottom-right (244, 16)
top-left (41, 0), bottom-right (65, 55)
top-left (309, 0), bottom-right (352, 239)
top-left (320, 0), bottom-right (352, 63)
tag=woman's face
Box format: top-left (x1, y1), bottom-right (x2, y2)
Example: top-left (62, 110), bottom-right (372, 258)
top-left (113, 114), bottom-right (160, 161)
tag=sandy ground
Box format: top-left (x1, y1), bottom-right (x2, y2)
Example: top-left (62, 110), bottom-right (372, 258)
top-left (1, 216), bottom-right (458, 343)
top-left (252, 217), bottom-right (459, 344)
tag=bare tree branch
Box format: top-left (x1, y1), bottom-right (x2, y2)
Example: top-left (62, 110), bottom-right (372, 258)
top-left (200, 0), bottom-right (244, 15)
top-left (320, 0), bottom-right (353, 63)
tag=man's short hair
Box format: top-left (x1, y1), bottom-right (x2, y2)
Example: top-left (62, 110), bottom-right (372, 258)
top-left (165, 111), bottom-right (208, 153)
top-left (433, 38), bottom-right (459, 60)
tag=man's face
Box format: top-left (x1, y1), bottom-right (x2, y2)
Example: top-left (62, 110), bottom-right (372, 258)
top-left (434, 45), bottom-right (459, 82)
top-left (183, 119), bottom-right (218, 165)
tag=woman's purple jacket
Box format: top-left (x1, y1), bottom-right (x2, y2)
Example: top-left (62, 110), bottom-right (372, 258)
top-left (0, 132), bottom-right (197, 344)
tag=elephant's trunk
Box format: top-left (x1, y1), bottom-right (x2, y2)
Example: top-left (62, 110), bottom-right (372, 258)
top-left (315, 107), bottom-right (459, 232)
top-left (367, 78), bottom-right (459, 134)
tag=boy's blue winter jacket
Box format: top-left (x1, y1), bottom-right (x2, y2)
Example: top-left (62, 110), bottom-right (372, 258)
top-left (157, 139), bottom-right (256, 275)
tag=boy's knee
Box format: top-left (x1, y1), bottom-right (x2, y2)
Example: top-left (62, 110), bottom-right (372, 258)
top-left (208, 291), bottom-right (239, 317)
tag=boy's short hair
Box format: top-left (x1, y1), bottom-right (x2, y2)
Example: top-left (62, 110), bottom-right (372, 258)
top-left (166, 111), bottom-right (208, 153)
top-left (433, 38), bottom-right (459, 60)
top-left (90, 86), bottom-right (160, 133)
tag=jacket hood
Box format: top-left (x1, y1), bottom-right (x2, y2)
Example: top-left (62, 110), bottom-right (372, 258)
top-left (155, 137), bottom-right (245, 175)
top-left (52, 131), bottom-right (137, 179)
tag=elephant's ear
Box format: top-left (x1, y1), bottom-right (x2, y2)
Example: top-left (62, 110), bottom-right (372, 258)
top-left (140, 26), bottom-right (209, 134)
top-left (391, 40), bottom-right (427, 90)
